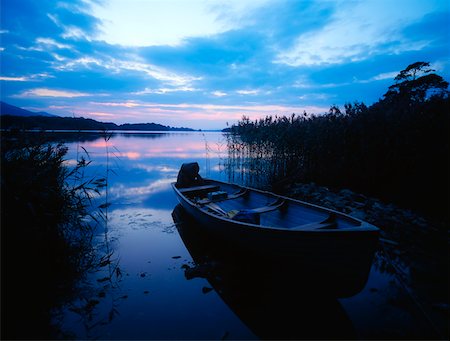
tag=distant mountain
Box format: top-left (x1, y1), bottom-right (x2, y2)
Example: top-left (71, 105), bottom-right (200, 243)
top-left (118, 122), bottom-right (193, 131)
top-left (0, 101), bottom-right (196, 132)
top-left (0, 101), bottom-right (57, 117)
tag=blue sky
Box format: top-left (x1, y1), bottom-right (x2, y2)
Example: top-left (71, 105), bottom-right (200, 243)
top-left (1, 0), bottom-right (449, 129)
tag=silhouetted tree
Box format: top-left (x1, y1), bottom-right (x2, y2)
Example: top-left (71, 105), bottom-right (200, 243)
top-left (383, 61), bottom-right (449, 104)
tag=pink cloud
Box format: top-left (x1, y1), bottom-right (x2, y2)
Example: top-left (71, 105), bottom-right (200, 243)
top-left (45, 99), bottom-right (328, 129)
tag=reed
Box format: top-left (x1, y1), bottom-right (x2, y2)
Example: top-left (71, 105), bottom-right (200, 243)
top-left (226, 63), bottom-right (449, 222)
top-left (1, 132), bottom-right (106, 339)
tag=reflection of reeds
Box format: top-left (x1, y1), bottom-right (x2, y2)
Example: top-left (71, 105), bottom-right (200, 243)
top-left (202, 133), bottom-right (211, 178)
top-left (94, 131), bottom-right (122, 285)
top-left (70, 130), bottom-right (124, 338)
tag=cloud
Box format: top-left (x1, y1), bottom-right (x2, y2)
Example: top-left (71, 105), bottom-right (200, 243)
top-left (0, 72), bottom-right (54, 82)
top-left (298, 93), bottom-right (334, 101)
top-left (132, 86), bottom-right (198, 95)
top-left (91, 0), bottom-right (273, 47)
top-left (236, 89), bottom-right (260, 95)
top-left (89, 111), bottom-right (116, 119)
top-left (0, 76), bottom-right (29, 82)
top-left (90, 101), bottom-right (140, 108)
top-left (211, 91), bottom-right (227, 97)
top-left (368, 71), bottom-right (399, 82)
top-left (60, 99), bottom-right (329, 129)
top-left (0, 0), bottom-right (448, 130)
top-left (53, 56), bottom-right (201, 87)
top-left (114, 60), bottom-right (201, 86)
top-left (92, 101), bottom-right (299, 112)
top-left (35, 37), bottom-right (72, 49)
top-left (275, 0), bottom-right (443, 66)
top-left (46, 7), bottom-right (100, 41)
top-left (13, 88), bottom-right (93, 98)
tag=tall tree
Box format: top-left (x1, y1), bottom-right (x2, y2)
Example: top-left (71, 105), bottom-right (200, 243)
top-left (383, 62), bottom-right (449, 104)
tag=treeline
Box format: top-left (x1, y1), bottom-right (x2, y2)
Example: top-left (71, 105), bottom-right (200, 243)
top-left (0, 114), bottom-right (195, 131)
top-left (227, 62), bottom-right (449, 221)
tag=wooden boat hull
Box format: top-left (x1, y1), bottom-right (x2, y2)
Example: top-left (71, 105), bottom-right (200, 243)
top-left (172, 204), bottom-right (357, 338)
top-left (172, 179), bottom-right (380, 297)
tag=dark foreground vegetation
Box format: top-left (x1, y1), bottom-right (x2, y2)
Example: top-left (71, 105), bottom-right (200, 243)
top-left (1, 134), bottom-right (103, 339)
top-left (227, 62), bottom-right (449, 223)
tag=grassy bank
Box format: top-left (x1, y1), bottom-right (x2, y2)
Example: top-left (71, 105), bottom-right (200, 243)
top-left (226, 62), bottom-right (449, 223)
top-left (1, 133), bottom-right (103, 339)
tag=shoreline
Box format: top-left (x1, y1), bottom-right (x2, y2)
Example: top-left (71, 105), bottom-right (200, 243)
top-left (285, 182), bottom-right (449, 338)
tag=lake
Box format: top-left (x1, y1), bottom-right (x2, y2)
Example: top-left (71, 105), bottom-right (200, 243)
top-left (54, 131), bottom-right (440, 339)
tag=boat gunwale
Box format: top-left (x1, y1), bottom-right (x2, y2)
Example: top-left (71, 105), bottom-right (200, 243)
top-left (172, 179), bottom-right (379, 233)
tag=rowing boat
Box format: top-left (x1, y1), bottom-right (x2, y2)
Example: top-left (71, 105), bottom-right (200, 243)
top-left (172, 204), bottom-right (356, 337)
top-left (172, 163), bottom-right (380, 296)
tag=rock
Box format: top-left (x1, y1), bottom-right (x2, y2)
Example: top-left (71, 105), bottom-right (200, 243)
top-left (342, 207), bottom-right (352, 214)
top-left (372, 201), bottom-right (385, 212)
top-left (349, 210), bottom-right (366, 221)
top-left (339, 189), bottom-right (355, 198)
top-left (402, 210), bottom-right (416, 222)
top-left (432, 303), bottom-right (449, 312)
top-left (379, 238), bottom-right (399, 246)
top-left (352, 201), bottom-right (366, 208)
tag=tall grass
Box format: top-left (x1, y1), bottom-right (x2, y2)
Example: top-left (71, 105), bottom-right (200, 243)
top-left (1, 133), bottom-right (105, 339)
top-left (226, 66), bottom-right (449, 222)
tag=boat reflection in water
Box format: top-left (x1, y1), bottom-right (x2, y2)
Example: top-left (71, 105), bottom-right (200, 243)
top-left (172, 204), bottom-right (357, 340)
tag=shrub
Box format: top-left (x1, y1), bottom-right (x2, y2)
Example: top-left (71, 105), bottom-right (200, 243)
top-left (1, 134), bottom-right (103, 339)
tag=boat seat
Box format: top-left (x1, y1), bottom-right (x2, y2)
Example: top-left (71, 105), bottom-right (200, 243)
top-left (291, 213), bottom-right (338, 230)
top-left (204, 197), bottom-right (285, 221)
top-left (178, 184), bottom-right (220, 194)
top-left (291, 221), bottom-right (338, 230)
top-left (196, 188), bottom-right (249, 205)
top-left (248, 197), bottom-right (285, 214)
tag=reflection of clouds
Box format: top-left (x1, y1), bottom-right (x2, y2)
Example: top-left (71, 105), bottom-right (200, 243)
top-left (65, 132), bottom-right (227, 161)
top-left (63, 159), bottom-right (79, 166)
top-left (110, 178), bottom-right (174, 200)
top-left (134, 164), bottom-right (178, 174)
top-left (211, 164), bottom-right (224, 172)
top-left (143, 152), bottom-right (196, 158)
top-left (110, 208), bottom-right (173, 225)
top-left (122, 151), bottom-right (141, 160)
top-left (85, 140), bottom-right (109, 148)
top-left (108, 207), bottom-right (175, 232)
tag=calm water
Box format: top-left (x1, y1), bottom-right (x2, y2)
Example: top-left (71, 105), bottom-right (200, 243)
top-left (55, 131), bottom-right (439, 339)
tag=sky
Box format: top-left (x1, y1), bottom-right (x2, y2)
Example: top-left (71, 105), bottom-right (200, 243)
top-left (1, 0), bottom-right (449, 130)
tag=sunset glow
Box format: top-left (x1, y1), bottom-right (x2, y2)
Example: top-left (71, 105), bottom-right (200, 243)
top-left (1, 0), bottom-right (448, 129)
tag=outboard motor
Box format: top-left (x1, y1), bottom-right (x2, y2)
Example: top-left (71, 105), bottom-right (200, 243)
top-left (176, 162), bottom-right (205, 188)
